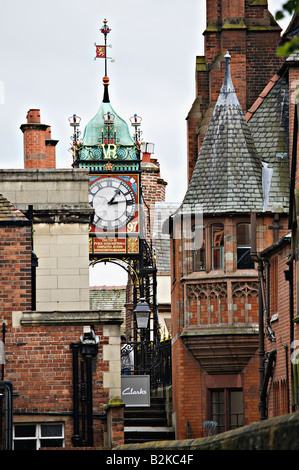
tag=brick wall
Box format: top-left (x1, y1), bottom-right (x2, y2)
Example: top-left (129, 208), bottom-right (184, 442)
top-left (0, 224), bottom-right (32, 321)
top-left (263, 241), bottom-right (295, 418)
top-left (141, 152), bottom-right (167, 240)
top-left (6, 319), bottom-right (118, 448)
top-left (187, 0), bottom-right (283, 183)
top-left (170, 211), bottom-right (284, 438)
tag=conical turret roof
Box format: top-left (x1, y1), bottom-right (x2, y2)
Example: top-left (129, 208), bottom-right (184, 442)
top-left (182, 52), bottom-right (264, 214)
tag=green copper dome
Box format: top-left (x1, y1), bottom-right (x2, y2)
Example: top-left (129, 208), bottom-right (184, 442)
top-left (81, 101), bottom-right (135, 147)
top-left (76, 78), bottom-right (139, 171)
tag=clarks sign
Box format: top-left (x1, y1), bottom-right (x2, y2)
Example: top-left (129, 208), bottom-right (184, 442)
top-left (121, 375), bottom-right (150, 407)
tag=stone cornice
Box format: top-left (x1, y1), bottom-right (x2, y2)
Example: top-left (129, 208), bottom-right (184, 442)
top-left (20, 310), bottom-right (123, 326)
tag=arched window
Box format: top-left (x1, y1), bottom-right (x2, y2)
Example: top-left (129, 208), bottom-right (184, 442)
top-left (211, 223), bottom-right (224, 270)
top-left (237, 223), bottom-right (254, 269)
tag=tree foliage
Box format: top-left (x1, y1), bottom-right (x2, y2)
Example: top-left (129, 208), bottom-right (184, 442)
top-left (275, 0), bottom-right (299, 56)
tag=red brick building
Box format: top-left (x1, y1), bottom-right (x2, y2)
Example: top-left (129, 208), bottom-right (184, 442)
top-left (169, 1), bottom-right (296, 439)
top-left (0, 108), bottom-right (125, 450)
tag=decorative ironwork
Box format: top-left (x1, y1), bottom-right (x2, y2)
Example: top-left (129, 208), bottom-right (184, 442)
top-left (95, 19), bottom-right (113, 75)
top-left (130, 114), bottom-right (143, 148)
top-left (69, 114), bottom-right (82, 163)
top-left (125, 338), bottom-right (172, 390)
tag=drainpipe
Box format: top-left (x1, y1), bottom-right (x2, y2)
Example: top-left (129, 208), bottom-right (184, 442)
top-left (257, 259), bottom-right (268, 420)
top-left (80, 360), bottom-right (86, 446)
top-left (80, 326), bottom-right (99, 447)
top-left (281, 340), bottom-right (290, 414)
top-left (260, 349), bottom-right (277, 410)
top-left (286, 252), bottom-right (295, 412)
top-left (71, 343), bottom-right (81, 447)
top-left (250, 213), bottom-right (272, 420)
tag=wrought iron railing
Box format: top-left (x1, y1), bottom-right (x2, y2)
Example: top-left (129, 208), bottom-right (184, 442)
top-left (127, 338), bottom-right (172, 390)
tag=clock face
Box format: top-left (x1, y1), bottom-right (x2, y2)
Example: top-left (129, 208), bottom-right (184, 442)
top-left (89, 176), bottom-right (137, 231)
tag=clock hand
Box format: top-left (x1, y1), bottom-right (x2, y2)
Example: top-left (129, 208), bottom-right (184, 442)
top-left (108, 188), bottom-right (121, 205)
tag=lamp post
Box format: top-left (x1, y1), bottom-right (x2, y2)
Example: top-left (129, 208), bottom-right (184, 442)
top-left (134, 298), bottom-right (151, 373)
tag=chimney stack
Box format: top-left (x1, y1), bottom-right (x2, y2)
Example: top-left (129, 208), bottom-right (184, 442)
top-left (20, 109), bottom-right (58, 169)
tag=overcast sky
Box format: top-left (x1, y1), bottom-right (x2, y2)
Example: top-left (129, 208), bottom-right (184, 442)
top-left (0, 0), bottom-right (290, 286)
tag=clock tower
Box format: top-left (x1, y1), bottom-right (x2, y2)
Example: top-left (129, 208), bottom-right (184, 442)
top-left (72, 19), bottom-right (155, 309)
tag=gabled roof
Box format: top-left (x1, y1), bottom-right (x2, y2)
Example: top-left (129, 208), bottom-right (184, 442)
top-left (0, 194), bottom-right (29, 223)
top-left (182, 52), bottom-right (263, 214)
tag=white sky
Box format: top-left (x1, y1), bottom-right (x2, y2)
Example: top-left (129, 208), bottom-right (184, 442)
top-left (0, 0), bottom-right (291, 286)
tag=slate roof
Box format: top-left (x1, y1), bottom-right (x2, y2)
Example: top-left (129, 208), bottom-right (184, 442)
top-left (151, 202), bottom-right (176, 273)
top-left (246, 74), bottom-right (289, 213)
top-left (0, 194), bottom-right (28, 222)
top-left (89, 285), bottom-right (126, 316)
top-left (182, 52), bottom-right (263, 214)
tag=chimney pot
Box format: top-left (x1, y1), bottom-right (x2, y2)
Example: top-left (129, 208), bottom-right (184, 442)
top-left (26, 109), bottom-right (41, 123)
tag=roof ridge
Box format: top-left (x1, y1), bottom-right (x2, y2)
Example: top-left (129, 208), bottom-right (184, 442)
top-left (245, 74), bottom-right (280, 122)
top-left (90, 285), bottom-right (127, 290)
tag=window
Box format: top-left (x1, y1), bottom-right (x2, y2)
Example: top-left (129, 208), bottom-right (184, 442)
top-left (193, 226), bottom-right (205, 271)
top-left (13, 423), bottom-right (64, 450)
top-left (237, 223), bottom-right (254, 269)
top-left (210, 389), bottom-right (243, 434)
top-left (211, 224), bottom-right (224, 270)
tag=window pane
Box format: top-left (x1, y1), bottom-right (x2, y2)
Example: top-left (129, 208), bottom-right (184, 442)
top-left (14, 440), bottom-right (37, 450)
top-left (237, 248), bottom-right (254, 269)
top-left (193, 227), bottom-right (205, 271)
top-left (41, 424), bottom-right (63, 437)
top-left (211, 224), bottom-right (224, 269)
top-left (237, 223), bottom-right (251, 246)
top-left (14, 424), bottom-right (36, 438)
top-left (230, 390), bottom-right (243, 429)
top-left (211, 390), bottom-right (225, 433)
top-left (212, 224), bottom-right (224, 246)
top-left (40, 439), bottom-right (63, 448)
top-left (193, 249), bottom-right (205, 270)
top-left (212, 247), bottom-right (223, 269)
top-left (237, 224), bottom-right (253, 269)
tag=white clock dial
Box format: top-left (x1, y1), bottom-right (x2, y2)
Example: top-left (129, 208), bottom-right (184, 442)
top-left (89, 177), bottom-right (137, 230)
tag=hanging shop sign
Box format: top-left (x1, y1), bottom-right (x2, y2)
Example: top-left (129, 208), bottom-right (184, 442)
top-left (121, 375), bottom-right (150, 407)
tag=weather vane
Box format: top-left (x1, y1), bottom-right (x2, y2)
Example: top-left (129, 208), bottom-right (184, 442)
top-left (94, 18), bottom-right (114, 76)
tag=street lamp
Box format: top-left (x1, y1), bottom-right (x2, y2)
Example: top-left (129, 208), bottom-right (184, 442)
top-left (134, 298), bottom-right (151, 329)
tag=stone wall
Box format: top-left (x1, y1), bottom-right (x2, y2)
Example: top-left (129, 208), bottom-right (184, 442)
top-left (0, 168), bottom-right (93, 311)
top-left (117, 411), bottom-right (299, 450)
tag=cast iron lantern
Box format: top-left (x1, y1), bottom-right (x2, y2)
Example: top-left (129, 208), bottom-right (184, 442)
top-left (134, 298), bottom-right (151, 329)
